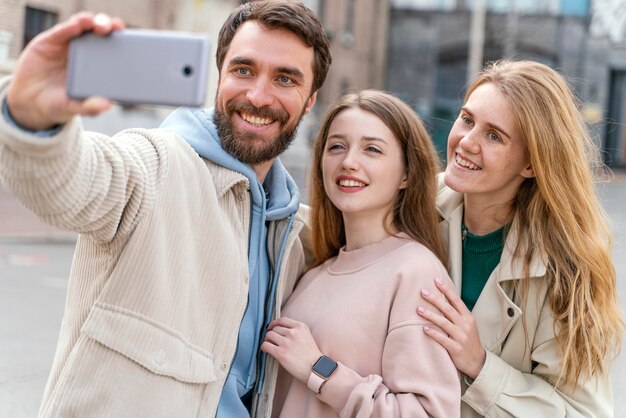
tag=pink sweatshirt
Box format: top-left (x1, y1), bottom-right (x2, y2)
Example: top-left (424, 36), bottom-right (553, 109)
top-left (272, 234), bottom-right (461, 417)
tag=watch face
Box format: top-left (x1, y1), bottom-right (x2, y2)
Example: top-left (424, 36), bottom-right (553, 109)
top-left (313, 355), bottom-right (338, 378)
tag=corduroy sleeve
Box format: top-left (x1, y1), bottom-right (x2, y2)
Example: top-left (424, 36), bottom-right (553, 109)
top-left (0, 77), bottom-right (169, 244)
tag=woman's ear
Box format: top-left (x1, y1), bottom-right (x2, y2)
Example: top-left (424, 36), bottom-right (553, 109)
top-left (399, 175), bottom-right (408, 190)
top-left (521, 163), bottom-right (534, 179)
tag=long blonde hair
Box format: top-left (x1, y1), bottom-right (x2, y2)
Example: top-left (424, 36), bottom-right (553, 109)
top-left (467, 60), bottom-right (623, 387)
top-left (309, 90), bottom-right (446, 266)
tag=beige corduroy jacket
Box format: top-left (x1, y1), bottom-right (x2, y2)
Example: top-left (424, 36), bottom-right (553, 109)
top-left (0, 79), bottom-right (310, 418)
top-left (436, 174), bottom-right (614, 417)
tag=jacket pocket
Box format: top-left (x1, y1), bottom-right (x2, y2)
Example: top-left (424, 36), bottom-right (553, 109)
top-left (43, 304), bottom-right (217, 418)
top-left (82, 303), bottom-right (216, 383)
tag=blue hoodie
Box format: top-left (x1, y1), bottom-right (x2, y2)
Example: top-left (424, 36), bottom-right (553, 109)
top-left (161, 107), bottom-right (300, 417)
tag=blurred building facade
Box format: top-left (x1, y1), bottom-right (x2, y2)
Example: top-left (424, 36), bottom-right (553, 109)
top-left (317, 0), bottom-right (626, 167)
top-left (312, 0), bottom-right (390, 112)
top-left (0, 0), bottom-right (185, 71)
top-left (387, 0), bottom-right (626, 167)
top-left (1, 0), bottom-right (625, 167)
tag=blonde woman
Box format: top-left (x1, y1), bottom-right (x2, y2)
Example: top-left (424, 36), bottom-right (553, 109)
top-left (261, 90), bottom-right (460, 417)
top-left (418, 59), bottom-right (624, 417)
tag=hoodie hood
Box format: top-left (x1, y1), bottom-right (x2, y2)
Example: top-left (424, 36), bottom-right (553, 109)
top-left (160, 107), bottom-right (299, 219)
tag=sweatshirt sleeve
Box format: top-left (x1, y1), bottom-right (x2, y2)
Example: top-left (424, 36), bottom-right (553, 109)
top-left (0, 77), bottom-right (168, 243)
top-left (315, 252), bottom-right (461, 418)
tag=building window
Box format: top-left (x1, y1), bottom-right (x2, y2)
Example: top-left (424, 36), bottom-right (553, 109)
top-left (463, 0), bottom-right (589, 16)
top-left (318, 0), bottom-right (326, 24)
top-left (23, 6), bottom-right (58, 49)
top-left (559, 0), bottom-right (589, 16)
top-left (391, 0), bottom-right (456, 10)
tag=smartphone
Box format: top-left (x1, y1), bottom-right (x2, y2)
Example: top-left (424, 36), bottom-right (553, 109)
top-left (67, 29), bottom-right (211, 107)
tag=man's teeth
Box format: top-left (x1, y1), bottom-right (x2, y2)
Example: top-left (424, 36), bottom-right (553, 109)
top-left (241, 113), bottom-right (273, 126)
top-left (456, 154), bottom-right (480, 170)
top-left (338, 179), bottom-right (366, 187)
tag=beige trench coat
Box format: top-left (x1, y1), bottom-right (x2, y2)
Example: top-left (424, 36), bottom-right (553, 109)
top-left (436, 175), bottom-right (613, 417)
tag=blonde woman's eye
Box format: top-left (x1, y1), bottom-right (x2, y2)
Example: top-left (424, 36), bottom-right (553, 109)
top-left (366, 146), bottom-right (382, 154)
top-left (489, 132), bottom-right (502, 141)
top-left (461, 115), bottom-right (473, 125)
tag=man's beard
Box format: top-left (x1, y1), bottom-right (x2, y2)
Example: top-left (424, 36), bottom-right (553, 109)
top-left (214, 99), bottom-right (305, 165)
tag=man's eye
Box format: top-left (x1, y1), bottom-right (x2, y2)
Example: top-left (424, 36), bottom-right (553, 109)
top-left (236, 68), bottom-right (251, 76)
top-left (278, 76), bottom-right (294, 85)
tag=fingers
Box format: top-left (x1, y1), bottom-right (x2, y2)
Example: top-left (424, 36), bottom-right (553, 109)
top-left (92, 13), bottom-right (126, 34)
top-left (434, 277), bottom-right (470, 315)
top-left (267, 316), bottom-right (300, 330)
top-left (268, 325), bottom-right (291, 337)
top-left (420, 286), bottom-right (460, 325)
top-left (422, 325), bottom-right (459, 354)
top-left (110, 16), bottom-right (126, 31)
top-left (63, 97), bottom-right (111, 119)
top-left (44, 12), bottom-right (123, 45)
top-left (79, 97), bottom-right (112, 116)
top-left (264, 328), bottom-right (285, 345)
top-left (92, 13), bottom-right (115, 35)
top-left (43, 12), bottom-right (96, 45)
top-left (417, 306), bottom-right (456, 337)
top-left (260, 340), bottom-right (278, 357)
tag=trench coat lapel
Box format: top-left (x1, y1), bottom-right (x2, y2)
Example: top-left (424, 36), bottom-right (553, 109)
top-left (469, 228), bottom-right (547, 353)
top-left (436, 174), bottom-right (464, 290)
top-left (436, 174), bottom-right (547, 354)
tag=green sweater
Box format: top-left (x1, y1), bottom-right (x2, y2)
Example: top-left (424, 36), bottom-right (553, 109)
top-left (461, 224), bottom-right (506, 311)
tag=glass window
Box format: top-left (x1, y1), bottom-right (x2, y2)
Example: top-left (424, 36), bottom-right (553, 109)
top-left (559, 0), bottom-right (589, 16)
top-left (464, 0), bottom-right (588, 15)
top-left (391, 0), bottom-right (456, 11)
top-left (344, 0), bottom-right (355, 34)
top-left (23, 6), bottom-right (58, 49)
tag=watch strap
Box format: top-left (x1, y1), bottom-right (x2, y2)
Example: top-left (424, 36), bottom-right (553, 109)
top-left (307, 369), bottom-right (327, 394)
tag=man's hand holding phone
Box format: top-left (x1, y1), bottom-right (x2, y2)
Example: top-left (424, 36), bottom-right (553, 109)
top-left (66, 29), bottom-right (210, 108)
top-left (7, 13), bottom-right (124, 131)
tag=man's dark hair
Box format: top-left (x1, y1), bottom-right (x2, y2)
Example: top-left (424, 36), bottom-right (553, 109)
top-left (216, 0), bottom-right (332, 94)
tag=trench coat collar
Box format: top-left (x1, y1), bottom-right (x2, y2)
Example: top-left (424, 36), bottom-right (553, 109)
top-left (436, 173), bottom-right (547, 287)
top-left (436, 174), bottom-right (548, 352)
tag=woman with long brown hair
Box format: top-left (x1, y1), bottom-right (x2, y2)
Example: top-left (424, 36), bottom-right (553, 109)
top-left (418, 59), bottom-right (624, 417)
top-left (261, 90), bottom-right (460, 417)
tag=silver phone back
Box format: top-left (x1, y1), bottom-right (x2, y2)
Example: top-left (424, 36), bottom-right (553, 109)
top-left (67, 30), bottom-right (210, 107)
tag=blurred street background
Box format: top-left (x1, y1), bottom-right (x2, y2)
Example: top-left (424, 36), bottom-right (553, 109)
top-left (2, 0), bottom-right (626, 417)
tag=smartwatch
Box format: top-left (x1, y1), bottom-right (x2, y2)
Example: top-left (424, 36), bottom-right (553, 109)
top-left (307, 355), bottom-right (338, 394)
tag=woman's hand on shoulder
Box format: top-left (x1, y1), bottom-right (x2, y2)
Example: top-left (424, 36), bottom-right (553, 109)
top-left (417, 278), bottom-right (486, 379)
top-left (261, 316), bottom-right (322, 383)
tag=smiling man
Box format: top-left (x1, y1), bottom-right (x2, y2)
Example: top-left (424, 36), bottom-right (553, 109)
top-left (0, 2), bottom-right (331, 417)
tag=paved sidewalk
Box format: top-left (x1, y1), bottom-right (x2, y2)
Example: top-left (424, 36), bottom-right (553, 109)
top-left (0, 184), bottom-right (76, 242)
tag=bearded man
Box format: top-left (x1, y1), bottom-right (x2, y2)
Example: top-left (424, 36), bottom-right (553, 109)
top-left (0, 2), bottom-right (331, 417)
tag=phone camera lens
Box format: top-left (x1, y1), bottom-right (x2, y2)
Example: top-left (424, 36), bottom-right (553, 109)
top-left (183, 66), bottom-right (193, 76)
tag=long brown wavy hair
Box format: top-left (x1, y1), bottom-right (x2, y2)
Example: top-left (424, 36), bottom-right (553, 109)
top-left (468, 60), bottom-right (624, 388)
top-left (309, 90), bottom-right (446, 266)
